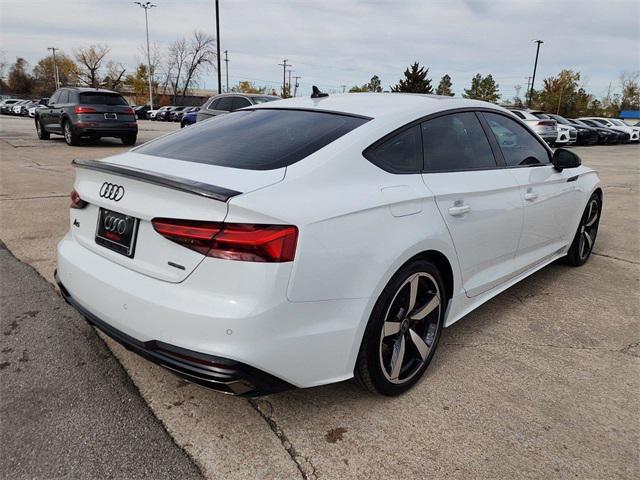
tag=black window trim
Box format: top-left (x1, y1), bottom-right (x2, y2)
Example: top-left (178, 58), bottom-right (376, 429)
top-left (363, 107), bottom-right (554, 175)
top-left (479, 110), bottom-right (553, 169)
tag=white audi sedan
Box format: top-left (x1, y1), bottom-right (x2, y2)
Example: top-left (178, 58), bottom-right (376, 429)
top-left (56, 92), bottom-right (602, 396)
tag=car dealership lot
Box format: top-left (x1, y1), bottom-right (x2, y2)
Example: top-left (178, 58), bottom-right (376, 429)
top-left (1, 114), bottom-right (638, 479)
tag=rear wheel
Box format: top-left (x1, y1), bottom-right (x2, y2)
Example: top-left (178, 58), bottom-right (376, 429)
top-left (35, 118), bottom-right (50, 140)
top-left (355, 259), bottom-right (445, 396)
top-left (566, 193), bottom-right (601, 266)
top-left (121, 134), bottom-right (137, 146)
top-left (63, 120), bottom-right (80, 146)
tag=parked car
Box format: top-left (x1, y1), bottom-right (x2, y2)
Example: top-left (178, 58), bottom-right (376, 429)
top-left (530, 111), bottom-right (577, 146)
top-left (196, 93), bottom-right (279, 122)
top-left (507, 108), bottom-right (557, 145)
top-left (0, 98), bottom-right (22, 114)
top-left (134, 105), bottom-right (151, 119)
top-left (576, 119), bottom-right (629, 143)
top-left (35, 87), bottom-right (137, 146)
top-left (579, 117), bottom-right (639, 142)
top-left (149, 106), bottom-right (171, 120)
top-left (553, 117), bottom-right (599, 145)
top-left (11, 100), bottom-right (29, 115)
top-left (180, 107), bottom-right (199, 128)
top-left (56, 93), bottom-right (601, 397)
top-left (168, 106), bottom-right (189, 122)
top-left (157, 106), bottom-right (179, 121)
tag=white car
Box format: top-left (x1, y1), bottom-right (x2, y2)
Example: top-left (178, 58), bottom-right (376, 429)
top-left (56, 93), bottom-right (602, 396)
top-left (579, 117), bottom-right (640, 142)
top-left (530, 111), bottom-right (577, 146)
top-left (507, 108), bottom-right (558, 145)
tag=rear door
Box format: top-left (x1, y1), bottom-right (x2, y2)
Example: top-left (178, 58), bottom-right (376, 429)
top-left (482, 111), bottom-right (578, 272)
top-left (420, 111), bottom-right (524, 297)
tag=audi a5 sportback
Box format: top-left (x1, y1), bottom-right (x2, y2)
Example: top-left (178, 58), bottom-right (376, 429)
top-left (35, 87), bottom-right (138, 146)
top-left (56, 93), bottom-right (602, 396)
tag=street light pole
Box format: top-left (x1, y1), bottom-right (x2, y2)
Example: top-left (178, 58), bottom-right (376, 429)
top-left (215, 0), bottom-right (222, 94)
top-left (134, 2), bottom-right (156, 110)
top-left (528, 39), bottom-right (543, 108)
top-left (47, 47), bottom-right (60, 89)
top-left (224, 50), bottom-right (229, 92)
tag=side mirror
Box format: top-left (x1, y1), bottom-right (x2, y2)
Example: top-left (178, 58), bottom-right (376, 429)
top-left (552, 148), bottom-right (581, 172)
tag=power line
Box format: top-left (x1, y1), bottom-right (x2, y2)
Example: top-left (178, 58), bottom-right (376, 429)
top-left (277, 59), bottom-right (291, 97)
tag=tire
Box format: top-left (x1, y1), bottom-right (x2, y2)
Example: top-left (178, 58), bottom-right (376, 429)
top-left (63, 120), bottom-right (80, 146)
top-left (355, 259), bottom-right (445, 396)
top-left (121, 134), bottom-right (137, 146)
top-left (566, 193), bottom-right (601, 266)
top-left (35, 118), bottom-right (50, 140)
top-left (180, 121), bottom-right (186, 128)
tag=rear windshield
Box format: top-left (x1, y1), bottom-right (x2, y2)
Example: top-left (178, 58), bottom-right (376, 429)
top-left (137, 109), bottom-right (369, 170)
top-left (252, 96), bottom-right (278, 104)
top-left (79, 93), bottom-right (127, 105)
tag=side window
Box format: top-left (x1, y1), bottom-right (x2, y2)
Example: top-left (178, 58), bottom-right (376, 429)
top-left (216, 97), bottom-right (233, 112)
top-left (231, 97), bottom-right (252, 111)
top-left (511, 110), bottom-right (525, 119)
top-left (483, 112), bottom-right (551, 167)
top-left (365, 125), bottom-right (422, 173)
top-left (421, 112), bottom-right (497, 171)
top-left (49, 90), bottom-right (61, 105)
top-left (58, 90), bottom-right (69, 104)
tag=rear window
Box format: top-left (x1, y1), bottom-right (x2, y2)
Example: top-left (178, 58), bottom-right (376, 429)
top-left (253, 96), bottom-right (278, 104)
top-left (137, 109), bottom-right (368, 170)
top-left (79, 93), bottom-right (127, 105)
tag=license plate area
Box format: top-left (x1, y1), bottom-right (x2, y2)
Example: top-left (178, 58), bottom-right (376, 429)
top-left (95, 208), bottom-right (139, 258)
top-left (105, 113), bottom-right (117, 120)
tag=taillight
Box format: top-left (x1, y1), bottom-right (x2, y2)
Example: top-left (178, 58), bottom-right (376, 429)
top-left (123, 106), bottom-right (135, 115)
top-left (75, 106), bottom-right (96, 114)
top-left (70, 189), bottom-right (87, 209)
top-left (152, 219), bottom-right (298, 262)
top-left (536, 120), bottom-right (555, 126)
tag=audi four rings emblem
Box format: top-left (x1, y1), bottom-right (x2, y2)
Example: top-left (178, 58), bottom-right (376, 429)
top-left (103, 215), bottom-right (128, 234)
top-left (99, 182), bottom-right (125, 201)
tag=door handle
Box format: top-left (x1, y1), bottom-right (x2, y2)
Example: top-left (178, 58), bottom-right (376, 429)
top-left (524, 192), bottom-right (538, 201)
top-left (448, 204), bottom-right (471, 216)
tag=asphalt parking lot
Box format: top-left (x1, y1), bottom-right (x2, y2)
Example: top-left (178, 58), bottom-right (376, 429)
top-left (1, 114), bottom-right (638, 479)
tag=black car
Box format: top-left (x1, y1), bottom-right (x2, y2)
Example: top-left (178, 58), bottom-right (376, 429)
top-left (156, 106), bottom-right (178, 121)
top-left (169, 106), bottom-right (189, 122)
top-left (35, 87), bottom-right (138, 146)
top-left (134, 105), bottom-right (151, 119)
top-left (566, 119), bottom-right (615, 145)
top-left (545, 114), bottom-right (598, 146)
top-left (574, 119), bottom-right (627, 144)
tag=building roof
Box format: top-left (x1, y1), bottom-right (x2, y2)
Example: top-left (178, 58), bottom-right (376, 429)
top-left (619, 110), bottom-right (640, 119)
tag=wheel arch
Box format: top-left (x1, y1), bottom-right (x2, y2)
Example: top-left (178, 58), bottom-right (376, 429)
top-left (406, 249), bottom-right (454, 305)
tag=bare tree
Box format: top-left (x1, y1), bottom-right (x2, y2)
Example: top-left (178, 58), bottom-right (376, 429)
top-left (74, 45), bottom-right (110, 87)
top-left (103, 61), bottom-right (127, 90)
top-left (181, 31), bottom-right (216, 98)
top-left (167, 37), bottom-right (188, 102)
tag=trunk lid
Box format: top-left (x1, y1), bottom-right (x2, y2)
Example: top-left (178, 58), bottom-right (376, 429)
top-left (70, 152), bottom-right (285, 282)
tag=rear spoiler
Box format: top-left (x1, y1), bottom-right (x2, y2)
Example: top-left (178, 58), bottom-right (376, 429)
top-left (72, 159), bottom-right (241, 202)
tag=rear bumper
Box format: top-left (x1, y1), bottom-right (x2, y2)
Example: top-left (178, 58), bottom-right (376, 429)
top-left (74, 123), bottom-right (137, 137)
top-left (56, 233), bottom-right (368, 390)
top-left (56, 271), bottom-right (293, 396)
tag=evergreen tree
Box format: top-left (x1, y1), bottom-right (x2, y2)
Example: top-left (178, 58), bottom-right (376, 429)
top-left (368, 75), bottom-right (382, 93)
top-left (463, 73), bottom-right (500, 102)
top-left (436, 74), bottom-right (454, 96)
top-left (391, 62), bottom-right (433, 93)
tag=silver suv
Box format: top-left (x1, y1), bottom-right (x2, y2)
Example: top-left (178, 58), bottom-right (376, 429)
top-left (196, 93), bottom-right (279, 122)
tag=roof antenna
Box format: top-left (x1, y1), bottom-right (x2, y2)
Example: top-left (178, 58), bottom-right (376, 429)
top-left (311, 86), bottom-right (329, 99)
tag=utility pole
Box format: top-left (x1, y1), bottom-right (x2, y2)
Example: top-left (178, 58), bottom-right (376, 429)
top-left (528, 39), bottom-right (543, 108)
top-left (47, 47), bottom-right (60, 89)
top-left (278, 59), bottom-right (290, 97)
top-left (134, 2), bottom-right (156, 110)
top-left (293, 75), bottom-right (301, 97)
top-left (287, 69), bottom-right (293, 96)
top-left (223, 50), bottom-right (229, 92)
top-left (525, 76), bottom-right (532, 96)
top-left (340, 85), bottom-right (346, 94)
top-left (215, 0), bottom-right (222, 94)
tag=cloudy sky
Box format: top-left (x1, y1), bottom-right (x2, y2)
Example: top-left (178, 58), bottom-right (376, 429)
top-left (1, 0), bottom-right (638, 98)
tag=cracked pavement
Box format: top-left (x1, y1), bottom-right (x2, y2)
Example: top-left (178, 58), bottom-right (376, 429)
top-left (1, 115), bottom-right (638, 479)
